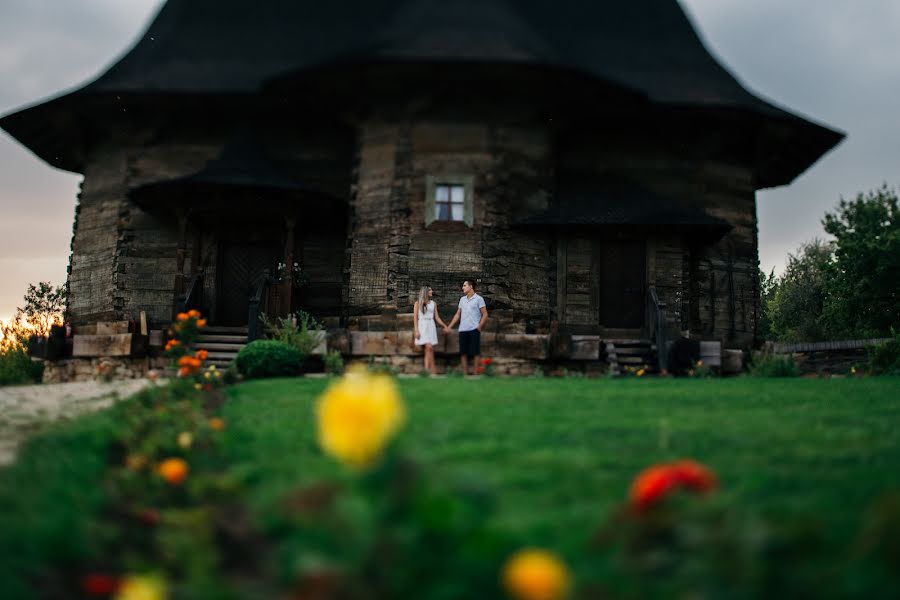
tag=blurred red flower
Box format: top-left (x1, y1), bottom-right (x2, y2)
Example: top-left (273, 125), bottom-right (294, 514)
top-left (81, 573), bottom-right (120, 596)
top-left (630, 459), bottom-right (717, 511)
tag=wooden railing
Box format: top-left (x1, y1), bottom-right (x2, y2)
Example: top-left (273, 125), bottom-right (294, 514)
top-left (175, 271), bottom-right (203, 315)
top-left (648, 286), bottom-right (668, 373)
top-left (247, 269), bottom-right (272, 341)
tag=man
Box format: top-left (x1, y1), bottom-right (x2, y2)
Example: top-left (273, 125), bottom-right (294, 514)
top-left (445, 279), bottom-right (488, 375)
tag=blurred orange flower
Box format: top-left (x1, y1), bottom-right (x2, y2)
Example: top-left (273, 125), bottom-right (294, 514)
top-left (196, 319), bottom-right (207, 328)
top-left (195, 349), bottom-right (208, 361)
top-left (175, 312), bottom-right (189, 322)
top-left (176, 355), bottom-right (202, 376)
top-left (187, 309), bottom-right (201, 319)
top-left (502, 548), bottom-right (571, 600)
top-left (157, 458), bottom-right (189, 485)
top-left (209, 417), bottom-right (226, 431)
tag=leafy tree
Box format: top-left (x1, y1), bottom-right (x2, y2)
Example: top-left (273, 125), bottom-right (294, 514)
top-left (767, 239), bottom-right (833, 342)
top-left (757, 268), bottom-right (778, 341)
top-left (822, 185), bottom-right (900, 337)
top-left (0, 314), bottom-right (31, 353)
top-left (17, 281), bottom-right (66, 337)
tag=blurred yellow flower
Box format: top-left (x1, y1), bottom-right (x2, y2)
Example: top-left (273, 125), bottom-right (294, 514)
top-left (114, 574), bottom-right (168, 600)
top-left (125, 454), bottom-right (148, 471)
top-left (177, 431), bottom-right (193, 449)
top-left (316, 366), bottom-right (405, 470)
top-left (502, 549), bottom-right (571, 600)
top-left (636, 368), bottom-right (646, 377)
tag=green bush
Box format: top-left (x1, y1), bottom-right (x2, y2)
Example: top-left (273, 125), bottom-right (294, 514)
top-left (0, 346), bottom-right (43, 386)
top-left (260, 311), bottom-right (323, 360)
top-left (867, 332), bottom-right (900, 375)
top-left (324, 349), bottom-right (344, 375)
top-left (234, 340), bottom-right (303, 379)
top-left (749, 351), bottom-right (800, 377)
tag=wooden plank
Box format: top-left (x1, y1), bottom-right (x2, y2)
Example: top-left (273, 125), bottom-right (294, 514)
top-left (95, 321), bottom-right (130, 335)
top-left (699, 340), bottom-right (722, 367)
top-left (570, 335), bottom-right (600, 360)
top-left (73, 333), bottom-right (136, 357)
top-left (557, 238), bottom-right (567, 323)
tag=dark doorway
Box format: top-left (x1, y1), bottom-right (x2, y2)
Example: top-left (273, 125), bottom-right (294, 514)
top-left (217, 243), bottom-right (278, 325)
top-left (598, 239), bottom-right (646, 329)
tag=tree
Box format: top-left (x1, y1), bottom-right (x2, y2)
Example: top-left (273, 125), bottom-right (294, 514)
top-left (767, 239), bottom-right (833, 342)
top-left (757, 268), bottom-right (778, 341)
top-left (822, 185), bottom-right (900, 338)
top-left (17, 281), bottom-right (67, 338)
top-left (0, 314), bottom-right (31, 353)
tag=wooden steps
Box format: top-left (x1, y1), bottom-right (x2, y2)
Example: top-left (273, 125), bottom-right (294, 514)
top-left (195, 325), bottom-right (249, 367)
top-left (605, 339), bottom-right (657, 376)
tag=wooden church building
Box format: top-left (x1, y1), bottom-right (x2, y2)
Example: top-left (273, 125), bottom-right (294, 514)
top-left (2, 0), bottom-right (842, 373)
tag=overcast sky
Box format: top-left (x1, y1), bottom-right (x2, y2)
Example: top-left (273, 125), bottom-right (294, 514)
top-left (0, 0), bottom-right (897, 321)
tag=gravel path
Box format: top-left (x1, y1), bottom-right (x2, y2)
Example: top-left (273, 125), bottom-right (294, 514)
top-left (0, 379), bottom-right (153, 466)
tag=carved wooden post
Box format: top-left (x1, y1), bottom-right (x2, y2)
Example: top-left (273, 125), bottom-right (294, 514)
top-left (174, 208), bottom-right (189, 317)
top-left (190, 223), bottom-right (201, 278)
top-left (281, 216), bottom-right (296, 316)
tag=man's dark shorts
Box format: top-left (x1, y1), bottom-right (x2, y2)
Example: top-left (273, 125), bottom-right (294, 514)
top-left (459, 329), bottom-right (481, 357)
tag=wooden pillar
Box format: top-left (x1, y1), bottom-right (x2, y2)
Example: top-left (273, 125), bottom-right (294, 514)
top-left (556, 236), bottom-right (567, 324)
top-left (190, 224), bottom-right (202, 277)
top-left (175, 209), bottom-right (189, 297)
top-left (281, 216), bottom-right (296, 316)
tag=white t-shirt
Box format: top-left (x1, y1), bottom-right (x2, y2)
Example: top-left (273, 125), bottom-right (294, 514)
top-left (457, 293), bottom-right (486, 332)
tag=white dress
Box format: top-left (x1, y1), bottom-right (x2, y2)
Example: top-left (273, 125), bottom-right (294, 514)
top-left (415, 301), bottom-right (439, 346)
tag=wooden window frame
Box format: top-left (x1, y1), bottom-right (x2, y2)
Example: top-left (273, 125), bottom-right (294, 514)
top-left (424, 175), bottom-right (474, 228)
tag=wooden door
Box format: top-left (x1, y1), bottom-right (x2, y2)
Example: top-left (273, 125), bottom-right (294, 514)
top-left (598, 240), bottom-right (646, 329)
top-left (217, 243), bottom-right (278, 325)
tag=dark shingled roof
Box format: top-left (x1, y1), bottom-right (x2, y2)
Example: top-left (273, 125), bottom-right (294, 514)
top-left (515, 179), bottom-right (732, 240)
top-left (1, 0), bottom-right (843, 186)
top-left (129, 136), bottom-right (342, 215)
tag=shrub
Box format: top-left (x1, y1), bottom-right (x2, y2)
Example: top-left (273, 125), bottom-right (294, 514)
top-left (261, 311), bottom-right (322, 360)
top-left (0, 346), bottom-right (43, 386)
top-left (867, 331), bottom-right (900, 375)
top-left (324, 350), bottom-right (344, 375)
top-left (235, 340), bottom-right (303, 379)
top-left (749, 352), bottom-right (800, 377)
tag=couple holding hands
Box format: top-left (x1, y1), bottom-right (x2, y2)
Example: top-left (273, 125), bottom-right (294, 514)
top-left (413, 279), bottom-right (487, 375)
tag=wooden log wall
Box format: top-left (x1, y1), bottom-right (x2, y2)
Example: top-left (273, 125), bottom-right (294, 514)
top-left (688, 164), bottom-right (758, 349)
top-left (67, 124), bottom-right (354, 329)
top-left (349, 120), bottom-right (553, 331)
top-left (558, 133), bottom-right (759, 349)
top-left (67, 146), bottom-right (129, 324)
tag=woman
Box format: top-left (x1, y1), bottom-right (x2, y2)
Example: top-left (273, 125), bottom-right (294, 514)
top-left (414, 286), bottom-right (448, 375)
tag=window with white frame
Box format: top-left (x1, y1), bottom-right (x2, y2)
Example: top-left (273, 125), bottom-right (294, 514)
top-left (425, 175), bottom-right (474, 227)
top-left (435, 183), bottom-right (465, 222)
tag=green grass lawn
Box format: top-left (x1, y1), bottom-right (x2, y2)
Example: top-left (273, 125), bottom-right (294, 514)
top-left (222, 377), bottom-right (900, 552)
top-left (1, 376), bottom-right (899, 596)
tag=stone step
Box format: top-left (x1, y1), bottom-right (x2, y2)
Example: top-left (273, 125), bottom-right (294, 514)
top-left (196, 334), bottom-right (248, 344)
top-left (206, 350), bottom-right (242, 360)
top-left (207, 359), bottom-right (233, 368)
top-left (617, 356), bottom-right (652, 365)
top-left (603, 339), bottom-right (654, 348)
top-left (614, 346), bottom-right (655, 355)
top-left (203, 326), bottom-right (249, 334)
top-left (195, 342), bottom-right (246, 352)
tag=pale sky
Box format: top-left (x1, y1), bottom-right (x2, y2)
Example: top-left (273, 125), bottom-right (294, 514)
top-left (0, 0), bottom-right (897, 321)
